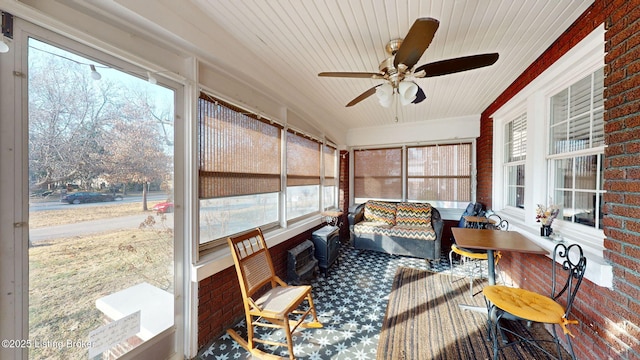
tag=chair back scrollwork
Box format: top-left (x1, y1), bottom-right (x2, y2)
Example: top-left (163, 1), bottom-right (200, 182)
top-left (552, 243), bottom-right (587, 317)
top-left (487, 214), bottom-right (509, 231)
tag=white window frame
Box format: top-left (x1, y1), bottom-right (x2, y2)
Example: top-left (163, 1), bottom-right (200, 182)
top-left (195, 94), bottom-right (340, 254)
top-left (0, 17), bottom-right (188, 359)
top-left (491, 25), bottom-right (612, 288)
top-left (503, 112), bottom-right (527, 212)
top-left (547, 68), bottom-right (605, 230)
top-left (321, 142), bottom-right (339, 211)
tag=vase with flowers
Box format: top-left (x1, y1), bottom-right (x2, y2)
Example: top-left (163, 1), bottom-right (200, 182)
top-left (536, 203), bottom-right (559, 237)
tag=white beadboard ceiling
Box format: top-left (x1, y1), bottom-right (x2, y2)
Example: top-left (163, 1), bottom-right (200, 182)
top-left (190, 0), bottom-right (591, 130)
top-left (40, 0), bottom-right (593, 142)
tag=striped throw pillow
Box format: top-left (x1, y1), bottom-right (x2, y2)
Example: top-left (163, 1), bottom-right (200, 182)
top-left (363, 200), bottom-right (397, 226)
top-left (395, 202), bottom-right (432, 228)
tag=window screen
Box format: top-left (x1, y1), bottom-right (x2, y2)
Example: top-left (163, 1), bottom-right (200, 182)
top-left (407, 143), bottom-right (471, 205)
top-left (198, 93), bottom-right (282, 252)
top-left (354, 148), bottom-right (402, 201)
top-left (198, 94), bottom-right (282, 198)
top-left (286, 130), bottom-right (320, 219)
top-left (323, 144), bottom-right (337, 209)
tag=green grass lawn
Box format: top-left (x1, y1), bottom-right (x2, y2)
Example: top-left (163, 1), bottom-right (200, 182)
top-left (28, 208), bottom-right (173, 360)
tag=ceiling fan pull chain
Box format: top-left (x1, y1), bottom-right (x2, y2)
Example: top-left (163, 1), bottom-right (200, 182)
top-left (395, 90), bottom-right (399, 123)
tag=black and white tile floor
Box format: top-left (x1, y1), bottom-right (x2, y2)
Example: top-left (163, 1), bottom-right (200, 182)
top-left (198, 244), bottom-right (487, 360)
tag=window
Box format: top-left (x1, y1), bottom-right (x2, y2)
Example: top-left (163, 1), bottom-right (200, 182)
top-left (549, 69), bottom-right (605, 154)
top-left (198, 94), bottom-right (281, 251)
top-left (353, 144), bottom-right (472, 207)
top-left (407, 143), bottom-right (472, 208)
top-left (197, 93), bottom-right (336, 253)
top-left (353, 147), bottom-right (402, 202)
top-left (549, 68), bottom-right (605, 229)
top-left (491, 26), bottom-right (609, 286)
top-left (286, 130), bottom-right (320, 220)
top-left (25, 35), bottom-right (179, 359)
top-left (504, 113), bottom-right (526, 209)
top-left (323, 144), bottom-right (337, 210)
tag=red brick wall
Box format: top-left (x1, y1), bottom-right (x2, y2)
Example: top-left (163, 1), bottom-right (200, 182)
top-left (476, 117), bottom-right (493, 208)
top-left (601, 0), bottom-right (640, 358)
top-left (197, 227), bottom-right (322, 348)
top-left (480, 1), bottom-right (640, 359)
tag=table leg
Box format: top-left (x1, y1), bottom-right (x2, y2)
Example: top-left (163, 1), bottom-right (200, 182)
top-left (459, 249), bottom-right (496, 317)
top-left (487, 249), bottom-right (496, 285)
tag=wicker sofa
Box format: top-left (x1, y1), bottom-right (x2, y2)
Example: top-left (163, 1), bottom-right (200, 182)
top-left (348, 200), bottom-right (443, 259)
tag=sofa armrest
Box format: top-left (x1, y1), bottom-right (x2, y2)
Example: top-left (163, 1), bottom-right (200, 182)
top-left (348, 203), bottom-right (366, 227)
top-left (430, 207), bottom-right (444, 255)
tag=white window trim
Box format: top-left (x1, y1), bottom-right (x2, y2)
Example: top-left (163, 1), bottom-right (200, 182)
top-left (491, 25), bottom-right (612, 288)
top-left (495, 105), bottom-right (528, 218)
top-left (0, 17), bottom-right (190, 359)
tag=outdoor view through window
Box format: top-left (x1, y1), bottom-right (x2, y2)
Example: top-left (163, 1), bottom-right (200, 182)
top-left (27, 38), bottom-right (175, 359)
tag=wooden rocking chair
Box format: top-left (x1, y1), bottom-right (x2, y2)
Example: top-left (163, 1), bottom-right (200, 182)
top-left (226, 228), bottom-right (322, 359)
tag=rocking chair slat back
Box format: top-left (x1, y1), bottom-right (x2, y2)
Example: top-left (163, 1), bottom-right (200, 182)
top-left (229, 229), bottom-right (277, 297)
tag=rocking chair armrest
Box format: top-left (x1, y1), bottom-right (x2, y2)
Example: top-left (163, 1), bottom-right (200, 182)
top-left (274, 276), bottom-right (288, 287)
top-left (247, 298), bottom-right (263, 312)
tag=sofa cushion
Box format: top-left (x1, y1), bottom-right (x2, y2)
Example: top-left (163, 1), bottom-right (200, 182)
top-left (388, 225), bottom-right (437, 241)
top-left (364, 200), bottom-right (397, 226)
top-left (395, 202), bottom-right (433, 228)
top-left (353, 221), bottom-right (393, 234)
top-left (353, 222), bottom-right (436, 241)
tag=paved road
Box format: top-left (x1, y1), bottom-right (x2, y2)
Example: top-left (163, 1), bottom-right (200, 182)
top-left (29, 213), bottom-right (174, 244)
top-left (29, 193), bottom-right (167, 212)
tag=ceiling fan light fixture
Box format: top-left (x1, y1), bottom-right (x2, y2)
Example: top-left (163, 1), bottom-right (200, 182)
top-left (318, 17), bottom-right (499, 110)
top-left (376, 83), bottom-right (394, 107)
top-left (398, 80), bottom-right (418, 106)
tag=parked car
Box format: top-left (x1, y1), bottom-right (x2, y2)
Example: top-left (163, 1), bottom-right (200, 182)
top-left (152, 201), bottom-right (174, 213)
top-left (61, 192), bottom-right (123, 204)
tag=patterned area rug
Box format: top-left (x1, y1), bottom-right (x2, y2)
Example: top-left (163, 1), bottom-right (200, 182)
top-left (377, 266), bottom-right (570, 360)
top-left (377, 266), bottom-right (490, 360)
top-left (198, 245), bottom-right (488, 359)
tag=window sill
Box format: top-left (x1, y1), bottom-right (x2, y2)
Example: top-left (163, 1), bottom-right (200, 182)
top-left (192, 216), bottom-right (323, 282)
top-left (497, 212), bottom-right (612, 288)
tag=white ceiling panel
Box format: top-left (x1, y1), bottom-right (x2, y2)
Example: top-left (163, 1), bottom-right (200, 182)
top-left (190, 0), bottom-right (591, 130)
top-left (51, 0), bottom-right (594, 141)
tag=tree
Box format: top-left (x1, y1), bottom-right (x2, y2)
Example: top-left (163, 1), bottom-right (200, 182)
top-left (102, 93), bottom-right (171, 210)
top-left (28, 49), bottom-right (120, 190)
top-left (28, 40), bottom-right (174, 211)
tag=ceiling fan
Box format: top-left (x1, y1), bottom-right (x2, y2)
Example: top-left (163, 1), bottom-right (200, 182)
top-left (318, 17), bottom-right (499, 107)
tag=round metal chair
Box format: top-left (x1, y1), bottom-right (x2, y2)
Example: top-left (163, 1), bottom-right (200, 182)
top-left (483, 243), bottom-right (586, 360)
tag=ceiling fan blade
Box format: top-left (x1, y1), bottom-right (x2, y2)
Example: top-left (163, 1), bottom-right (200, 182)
top-left (415, 53), bottom-right (499, 78)
top-left (412, 86), bottom-right (426, 104)
top-left (393, 17), bottom-right (440, 70)
top-left (346, 86), bottom-right (379, 107)
top-left (319, 72), bottom-right (384, 79)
